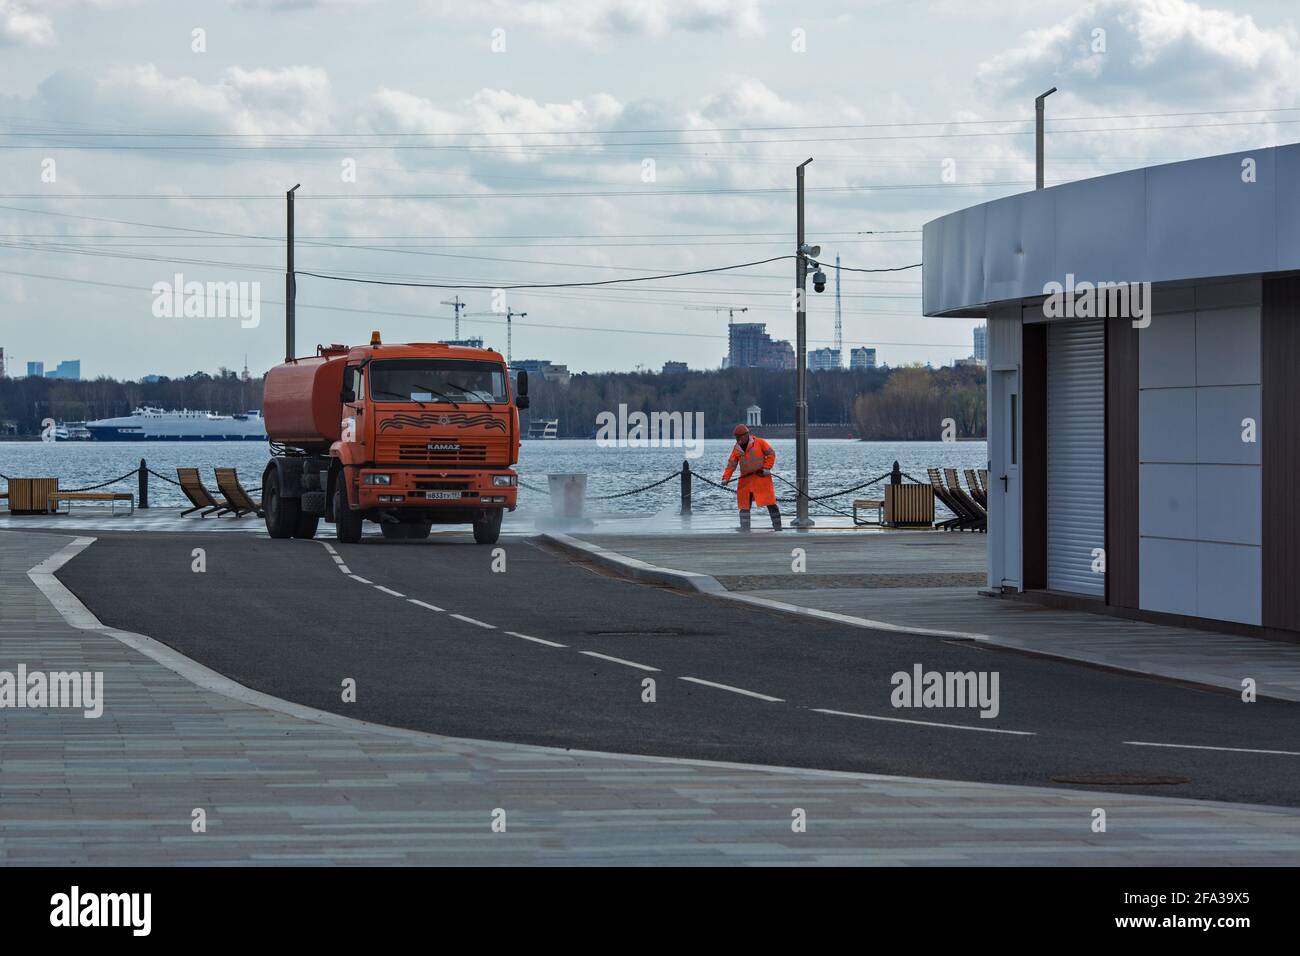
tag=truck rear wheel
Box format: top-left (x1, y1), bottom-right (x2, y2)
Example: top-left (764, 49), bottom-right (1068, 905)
top-left (334, 480), bottom-right (363, 544)
top-left (264, 469), bottom-right (300, 540)
top-left (472, 509), bottom-right (502, 545)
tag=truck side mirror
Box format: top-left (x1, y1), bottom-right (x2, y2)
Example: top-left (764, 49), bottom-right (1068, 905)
top-left (516, 369), bottom-right (528, 397)
top-left (516, 395), bottom-right (530, 410)
top-left (340, 385), bottom-right (356, 404)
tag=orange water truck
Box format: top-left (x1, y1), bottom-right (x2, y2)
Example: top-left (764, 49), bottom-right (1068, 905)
top-left (261, 332), bottom-right (527, 544)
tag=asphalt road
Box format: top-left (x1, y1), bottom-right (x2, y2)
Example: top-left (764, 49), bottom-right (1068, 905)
top-left (56, 530), bottom-right (1300, 806)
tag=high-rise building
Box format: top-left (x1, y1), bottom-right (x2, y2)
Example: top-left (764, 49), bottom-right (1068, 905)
top-left (850, 347), bottom-right (877, 370)
top-left (0, 347), bottom-right (6, 378)
top-left (809, 348), bottom-right (841, 371)
top-left (661, 361), bottom-right (688, 374)
top-left (45, 360), bottom-right (81, 380)
top-left (973, 324), bottom-right (988, 364)
top-left (441, 337), bottom-right (486, 350)
top-left (27, 361), bottom-right (44, 378)
top-left (727, 323), bottom-right (795, 370)
top-left (512, 359), bottom-right (571, 387)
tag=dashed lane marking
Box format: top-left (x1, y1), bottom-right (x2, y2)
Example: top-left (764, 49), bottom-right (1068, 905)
top-left (814, 708), bottom-right (1036, 736)
top-left (408, 599), bottom-right (445, 612)
top-left (375, 586), bottom-right (405, 598)
top-left (506, 631), bottom-right (567, 648)
top-left (581, 651), bottom-right (660, 672)
top-left (321, 543), bottom-right (337, 555)
top-left (450, 613), bottom-right (495, 629)
top-left (337, 565), bottom-right (351, 575)
top-left (349, 575), bottom-right (373, 585)
top-left (680, 676), bottom-right (782, 702)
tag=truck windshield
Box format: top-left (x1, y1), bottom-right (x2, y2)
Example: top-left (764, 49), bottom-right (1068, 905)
top-left (369, 359), bottom-right (508, 404)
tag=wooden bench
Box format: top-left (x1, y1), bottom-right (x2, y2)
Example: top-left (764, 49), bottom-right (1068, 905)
top-left (48, 491), bottom-right (135, 516)
top-left (852, 497), bottom-right (884, 526)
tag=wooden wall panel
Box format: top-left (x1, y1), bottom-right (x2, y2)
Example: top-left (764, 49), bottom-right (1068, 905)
top-left (1105, 316), bottom-right (1140, 609)
top-left (1021, 323), bottom-right (1047, 590)
top-left (1262, 275), bottom-right (1300, 632)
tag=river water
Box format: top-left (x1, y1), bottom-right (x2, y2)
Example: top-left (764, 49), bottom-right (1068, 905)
top-left (1, 439), bottom-right (987, 517)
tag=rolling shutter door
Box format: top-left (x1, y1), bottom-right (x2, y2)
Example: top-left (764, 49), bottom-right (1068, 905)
top-left (1047, 319), bottom-right (1105, 596)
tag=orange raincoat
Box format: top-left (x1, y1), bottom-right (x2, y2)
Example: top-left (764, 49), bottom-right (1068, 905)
top-left (722, 435), bottom-right (777, 508)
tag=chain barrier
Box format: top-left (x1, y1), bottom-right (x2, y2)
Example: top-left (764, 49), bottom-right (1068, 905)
top-left (517, 478), bottom-right (551, 494)
top-left (146, 468), bottom-right (182, 486)
top-left (61, 469), bottom-right (139, 493)
top-left (584, 470), bottom-right (682, 500)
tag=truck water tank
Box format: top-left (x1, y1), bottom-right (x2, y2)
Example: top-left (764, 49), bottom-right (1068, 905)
top-left (263, 356), bottom-right (347, 449)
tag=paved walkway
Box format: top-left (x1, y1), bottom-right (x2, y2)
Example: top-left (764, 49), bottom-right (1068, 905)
top-left (3, 529), bottom-right (1300, 864)
top-left (562, 531), bottom-right (1300, 704)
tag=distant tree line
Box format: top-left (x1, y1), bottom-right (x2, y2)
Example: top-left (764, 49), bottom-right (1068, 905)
top-left (527, 364), bottom-right (985, 440)
top-left (0, 363), bottom-right (985, 440)
top-left (0, 369), bottom-right (262, 436)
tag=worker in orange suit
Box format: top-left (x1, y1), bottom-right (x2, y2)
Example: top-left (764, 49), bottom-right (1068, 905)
top-left (722, 424), bottom-right (782, 531)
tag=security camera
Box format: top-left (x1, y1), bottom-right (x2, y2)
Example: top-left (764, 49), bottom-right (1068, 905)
top-left (812, 268), bottom-right (827, 293)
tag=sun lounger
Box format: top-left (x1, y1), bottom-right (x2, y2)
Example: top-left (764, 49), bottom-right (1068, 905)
top-left (177, 467), bottom-right (228, 517)
top-left (964, 468), bottom-right (987, 509)
top-left (945, 468), bottom-right (987, 532)
top-left (927, 468), bottom-right (970, 530)
top-left (214, 467), bottom-right (263, 518)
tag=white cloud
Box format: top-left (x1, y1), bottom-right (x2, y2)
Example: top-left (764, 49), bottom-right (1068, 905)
top-left (0, 0), bottom-right (55, 47)
top-left (977, 0), bottom-right (1300, 105)
top-left (440, 0), bottom-right (766, 42)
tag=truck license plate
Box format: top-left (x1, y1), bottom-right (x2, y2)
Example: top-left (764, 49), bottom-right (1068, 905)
top-left (425, 491), bottom-right (462, 500)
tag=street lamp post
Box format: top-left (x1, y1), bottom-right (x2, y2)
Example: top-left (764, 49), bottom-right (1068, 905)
top-left (285, 184), bottom-right (300, 361)
top-left (793, 158), bottom-right (815, 529)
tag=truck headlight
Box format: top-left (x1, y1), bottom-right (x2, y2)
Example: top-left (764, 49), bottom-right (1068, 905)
top-left (364, 474), bottom-right (392, 485)
top-left (492, 475), bottom-right (516, 487)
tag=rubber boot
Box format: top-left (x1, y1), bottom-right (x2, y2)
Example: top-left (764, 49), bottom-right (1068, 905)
top-left (768, 505), bottom-right (782, 530)
top-left (738, 509), bottom-right (752, 532)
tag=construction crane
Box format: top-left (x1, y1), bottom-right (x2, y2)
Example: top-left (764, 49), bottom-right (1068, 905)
top-left (441, 296), bottom-right (466, 339)
top-left (684, 305), bottom-right (749, 326)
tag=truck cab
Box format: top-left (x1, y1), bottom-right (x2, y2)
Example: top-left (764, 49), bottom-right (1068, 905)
top-left (261, 333), bottom-right (528, 544)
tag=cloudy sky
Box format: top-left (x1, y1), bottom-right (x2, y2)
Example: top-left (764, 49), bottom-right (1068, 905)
top-left (1, 0), bottom-right (1298, 379)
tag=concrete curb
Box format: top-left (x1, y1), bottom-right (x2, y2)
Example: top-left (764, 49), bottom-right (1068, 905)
top-left (539, 532), bottom-right (730, 594)
top-left (540, 533), bottom-right (1300, 704)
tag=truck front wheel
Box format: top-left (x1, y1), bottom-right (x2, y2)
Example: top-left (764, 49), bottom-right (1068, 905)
top-left (264, 469), bottom-right (300, 539)
top-left (294, 512), bottom-right (320, 540)
top-left (334, 479), bottom-right (364, 544)
top-left (472, 509), bottom-right (502, 545)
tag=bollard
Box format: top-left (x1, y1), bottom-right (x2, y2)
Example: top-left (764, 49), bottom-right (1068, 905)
top-left (138, 458), bottom-right (149, 509)
top-left (679, 459), bottom-right (692, 515)
top-left (891, 459), bottom-right (902, 485)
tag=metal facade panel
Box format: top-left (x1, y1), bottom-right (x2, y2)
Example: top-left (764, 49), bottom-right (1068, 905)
top-left (1046, 319), bottom-right (1106, 596)
top-left (1145, 148), bottom-right (1277, 282)
top-left (1053, 168), bottom-right (1147, 285)
top-left (923, 145), bottom-right (1299, 316)
top-left (983, 189), bottom-right (1056, 304)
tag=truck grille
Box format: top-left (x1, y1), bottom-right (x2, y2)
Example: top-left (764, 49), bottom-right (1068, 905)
top-left (377, 436), bottom-right (507, 465)
top-left (414, 478), bottom-right (473, 491)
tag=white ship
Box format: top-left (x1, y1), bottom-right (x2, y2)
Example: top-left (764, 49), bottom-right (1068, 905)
top-left (526, 418), bottom-right (559, 440)
top-left (85, 407), bottom-right (267, 441)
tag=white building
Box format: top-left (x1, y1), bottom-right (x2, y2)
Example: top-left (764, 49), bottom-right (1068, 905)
top-left (923, 143), bottom-right (1300, 638)
top-left (809, 347), bottom-right (840, 371)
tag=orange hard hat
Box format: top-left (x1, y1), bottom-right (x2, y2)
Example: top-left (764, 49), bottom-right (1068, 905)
top-left (733, 424), bottom-right (750, 437)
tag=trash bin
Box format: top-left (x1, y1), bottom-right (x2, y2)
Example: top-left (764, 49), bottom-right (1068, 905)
top-left (547, 473), bottom-right (587, 519)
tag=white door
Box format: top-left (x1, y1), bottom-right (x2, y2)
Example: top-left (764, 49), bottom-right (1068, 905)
top-left (992, 368), bottom-right (1021, 590)
top-left (1046, 319), bottom-right (1105, 596)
